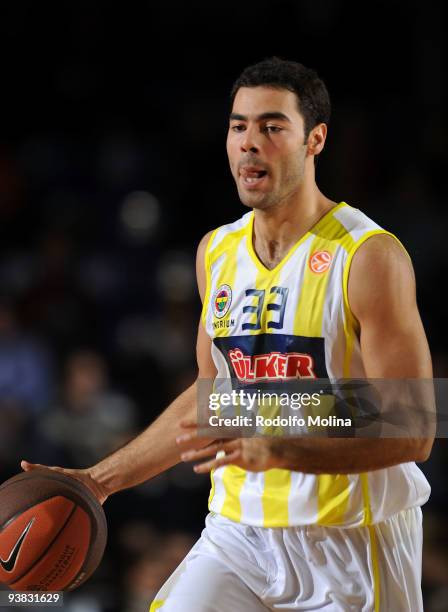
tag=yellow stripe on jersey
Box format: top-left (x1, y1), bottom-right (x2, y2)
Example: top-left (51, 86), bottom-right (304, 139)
top-left (293, 234), bottom-right (333, 337)
top-left (149, 600), bottom-right (164, 611)
top-left (317, 474), bottom-right (351, 525)
top-left (293, 210), bottom-right (352, 337)
top-left (208, 469), bottom-right (216, 508)
top-left (220, 466), bottom-right (247, 522)
top-left (201, 228), bottom-right (219, 326)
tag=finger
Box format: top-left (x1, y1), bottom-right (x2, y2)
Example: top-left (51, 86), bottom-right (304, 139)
top-left (181, 444), bottom-right (220, 462)
top-left (21, 461), bottom-right (67, 474)
top-left (181, 439), bottom-right (239, 462)
top-left (176, 431), bottom-right (197, 446)
top-left (176, 436), bottom-right (216, 454)
top-left (176, 429), bottom-right (217, 448)
top-left (193, 449), bottom-right (242, 473)
top-left (21, 461), bottom-right (46, 471)
top-left (179, 419), bottom-right (198, 429)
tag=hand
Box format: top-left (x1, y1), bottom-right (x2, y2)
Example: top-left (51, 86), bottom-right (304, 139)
top-left (20, 460), bottom-right (109, 505)
top-left (176, 420), bottom-right (280, 473)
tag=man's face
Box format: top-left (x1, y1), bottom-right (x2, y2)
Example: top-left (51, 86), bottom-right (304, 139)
top-left (227, 86), bottom-right (308, 210)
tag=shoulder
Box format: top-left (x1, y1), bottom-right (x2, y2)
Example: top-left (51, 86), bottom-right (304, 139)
top-left (335, 203), bottom-right (413, 275)
top-left (195, 212), bottom-right (250, 302)
top-left (196, 230), bottom-right (215, 260)
top-left (197, 212), bottom-right (252, 255)
top-left (196, 230), bottom-right (215, 301)
top-left (348, 233), bottom-right (416, 322)
top-left (351, 233), bottom-right (414, 278)
top-left (207, 212), bottom-right (253, 254)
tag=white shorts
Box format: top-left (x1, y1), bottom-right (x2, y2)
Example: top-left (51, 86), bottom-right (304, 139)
top-left (150, 507), bottom-right (423, 611)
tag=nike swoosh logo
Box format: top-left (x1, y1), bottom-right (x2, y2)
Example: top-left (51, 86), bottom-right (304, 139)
top-left (0, 517), bottom-right (35, 572)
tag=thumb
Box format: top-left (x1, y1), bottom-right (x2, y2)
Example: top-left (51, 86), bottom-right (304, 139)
top-left (21, 460), bottom-right (52, 472)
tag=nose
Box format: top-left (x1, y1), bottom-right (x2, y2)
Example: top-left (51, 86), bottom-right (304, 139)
top-left (240, 125), bottom-right (259, 154)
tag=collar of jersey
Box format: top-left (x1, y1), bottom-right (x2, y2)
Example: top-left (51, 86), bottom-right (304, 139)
top-left (245, 201), bottom-right (347, 275)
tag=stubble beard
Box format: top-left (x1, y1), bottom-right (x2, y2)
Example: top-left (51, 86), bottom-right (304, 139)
top-left (237, 187), bottom-right (277, 211)
top-left (236, 160), bottom-right (305, 212)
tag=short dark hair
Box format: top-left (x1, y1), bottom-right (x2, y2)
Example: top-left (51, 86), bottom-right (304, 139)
top-left (230, 57), bottom-right (331, 140)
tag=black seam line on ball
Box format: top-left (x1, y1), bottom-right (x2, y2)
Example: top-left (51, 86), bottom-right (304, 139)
top-left (0, 517), bottom-right (36, 572)
top-left (10, 505), bottom-right (78, 588)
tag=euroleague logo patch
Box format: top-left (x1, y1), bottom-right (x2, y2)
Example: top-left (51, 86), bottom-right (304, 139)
top-left (309, 250), bottom-right (333, 274)
top-left (213, 284), bottom-right (232, 318)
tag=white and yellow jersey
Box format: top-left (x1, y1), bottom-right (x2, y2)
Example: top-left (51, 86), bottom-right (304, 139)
top-left (201, 201), bottom-right (430, 528)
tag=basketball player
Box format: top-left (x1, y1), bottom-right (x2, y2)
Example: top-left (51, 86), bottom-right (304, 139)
top-left (22, 57), bottom-right (434, 611)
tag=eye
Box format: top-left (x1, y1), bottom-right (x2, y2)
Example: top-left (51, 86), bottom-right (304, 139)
top-left (264, 125), bottom-right (282, 133)
top-left (230, 124), bottom-right (246, 132)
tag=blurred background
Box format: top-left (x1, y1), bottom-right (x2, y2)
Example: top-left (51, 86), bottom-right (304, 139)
top-left (0, 1), bottom-right (446, 610)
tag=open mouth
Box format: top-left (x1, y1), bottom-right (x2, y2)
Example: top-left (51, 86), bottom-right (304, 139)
top-left (239, 168), bottom-right (268, 187)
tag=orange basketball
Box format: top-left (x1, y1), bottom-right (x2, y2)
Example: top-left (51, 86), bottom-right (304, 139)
top-left (0, 469), bottom-right (107, 592)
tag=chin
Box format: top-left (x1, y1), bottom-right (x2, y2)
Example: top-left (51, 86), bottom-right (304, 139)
top-left (241, 197), bottom-right (275, 212)
top-left (238, 190), bottom-right (271, 210)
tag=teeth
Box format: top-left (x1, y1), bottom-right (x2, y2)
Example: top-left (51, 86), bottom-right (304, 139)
top-left (244, 175), bottom-right (265, 183)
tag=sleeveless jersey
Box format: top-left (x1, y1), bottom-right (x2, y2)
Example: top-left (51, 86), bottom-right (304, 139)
top-left (201, 201), bottom-right (430, 528)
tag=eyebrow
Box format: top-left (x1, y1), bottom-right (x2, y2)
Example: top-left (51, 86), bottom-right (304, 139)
top-left (229, 112), bottom-right (292, 123)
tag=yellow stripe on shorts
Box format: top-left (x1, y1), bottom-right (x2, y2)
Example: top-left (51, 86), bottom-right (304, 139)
top-left (368, 525), bottom-right (380, 612)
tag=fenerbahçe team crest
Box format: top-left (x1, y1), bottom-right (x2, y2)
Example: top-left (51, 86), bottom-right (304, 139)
top-left (213, 284), bottom-right (232, 319)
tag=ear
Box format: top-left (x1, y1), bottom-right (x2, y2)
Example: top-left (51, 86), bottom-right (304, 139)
top-left (307, 123), bottom-right (327, 157)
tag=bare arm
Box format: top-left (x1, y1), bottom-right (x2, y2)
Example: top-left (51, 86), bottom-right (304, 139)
top-left (182, 234), bottom-right (435, 474)
top-left (22, 230), bottom-right (217, 502)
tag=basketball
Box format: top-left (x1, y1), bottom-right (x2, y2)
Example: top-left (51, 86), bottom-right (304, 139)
top-left (0, 469), bottom-right (107, 592)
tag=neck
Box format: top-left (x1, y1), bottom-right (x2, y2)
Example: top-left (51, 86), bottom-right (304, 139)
top-left (252, 184), bottom-right (336, 270)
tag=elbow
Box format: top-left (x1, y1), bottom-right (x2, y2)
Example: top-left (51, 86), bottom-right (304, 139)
top-left (414, 438), bottom-right (434, 463)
